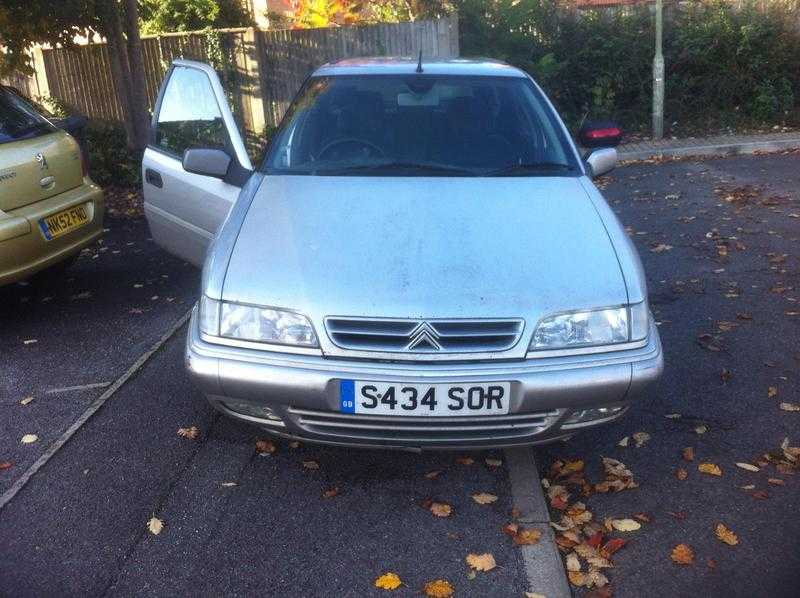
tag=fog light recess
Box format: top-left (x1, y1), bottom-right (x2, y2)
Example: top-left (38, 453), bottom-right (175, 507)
top-left (223, 401), bottom-right (285, 427)
top-left (562, 406), bottom-right (625, 428)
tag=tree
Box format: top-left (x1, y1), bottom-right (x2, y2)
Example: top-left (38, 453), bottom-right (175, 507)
top-left (0, 0), bottom-right (150, 151)
top-left (139, 0), bottom-right (252, 34)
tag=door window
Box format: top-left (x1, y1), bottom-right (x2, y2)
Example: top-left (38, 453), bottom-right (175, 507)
top-left (155, 66), bottom-right (230, 157)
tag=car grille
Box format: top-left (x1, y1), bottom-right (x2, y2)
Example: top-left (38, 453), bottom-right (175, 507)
top-left (325, 317), bottom-right (525, 353)
top-left (287, 407), bottom-right (562, 444)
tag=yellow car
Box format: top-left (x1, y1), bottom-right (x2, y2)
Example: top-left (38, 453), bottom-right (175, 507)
top-left (0, 86), bottom-right (104, 285)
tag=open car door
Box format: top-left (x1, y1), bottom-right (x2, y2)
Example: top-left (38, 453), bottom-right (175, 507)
top-left (142, 59), bottom-right (252, 266)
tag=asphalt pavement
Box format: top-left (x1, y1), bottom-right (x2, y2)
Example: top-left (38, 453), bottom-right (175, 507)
top-left (1, 152), bottom-right (798, 597)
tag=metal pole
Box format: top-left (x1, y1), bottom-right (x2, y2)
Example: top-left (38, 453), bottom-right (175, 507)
top-left (653, 0), bottom-right (665, 140)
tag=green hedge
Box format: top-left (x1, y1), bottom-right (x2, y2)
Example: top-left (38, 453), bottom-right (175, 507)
top-left (457, 0), bottom-right (800, 132)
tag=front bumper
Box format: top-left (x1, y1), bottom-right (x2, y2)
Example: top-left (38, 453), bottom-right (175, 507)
top-left (0, 179), bottom-right (104, 286)
top-left (186, 307), bottom-right (664, 450)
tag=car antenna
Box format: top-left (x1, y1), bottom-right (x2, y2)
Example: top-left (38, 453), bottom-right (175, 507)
top-left (416, 50), bottom-right (424, 74)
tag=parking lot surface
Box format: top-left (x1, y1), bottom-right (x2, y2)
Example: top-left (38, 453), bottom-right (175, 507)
top-left (1, 152), bottom-right (798, 597)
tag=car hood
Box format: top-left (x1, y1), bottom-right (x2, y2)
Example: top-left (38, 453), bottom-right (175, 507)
top-left (222, 175), bottom-right (627, 340)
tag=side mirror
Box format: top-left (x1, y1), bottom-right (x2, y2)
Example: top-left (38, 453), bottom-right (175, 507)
top-left (55, 114), bottom-right (88, 135)
top-left (578, 120), bottom-right (622, 148)
top-left (585, 147), bottom-right (618, 178)
top-left (182, 148), bottom-right (232, 179)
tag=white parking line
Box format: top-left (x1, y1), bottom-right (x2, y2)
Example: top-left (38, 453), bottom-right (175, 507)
top-left (505, 447), bottom-right (570, 598)
top-left (0, 309), bottom-right (192, 512)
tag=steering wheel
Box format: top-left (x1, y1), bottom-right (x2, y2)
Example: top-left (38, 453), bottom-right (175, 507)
top-left (316, 137), bottom-right (385, 161)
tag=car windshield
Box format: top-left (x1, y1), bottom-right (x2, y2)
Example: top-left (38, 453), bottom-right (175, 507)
top-left (264, 75), bottom-right (578, 177)
top-left (0, 87), bottom-right (56, 144)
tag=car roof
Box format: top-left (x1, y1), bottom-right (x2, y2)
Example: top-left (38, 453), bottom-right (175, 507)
top-left (312, 57), bottom-right (528, 78)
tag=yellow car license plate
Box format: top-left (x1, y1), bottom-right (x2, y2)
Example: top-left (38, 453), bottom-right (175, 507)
top-left (39, 204), bottom-right (89, 240)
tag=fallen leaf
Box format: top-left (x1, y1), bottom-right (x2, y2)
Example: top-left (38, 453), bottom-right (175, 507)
top-left (667, 511), bottom-right (687, 521)
top-left (485, 458), bottom-right (503, 467)
top-left (610, 519), bottom-right (641, 532)
top-left (220, 482), bottom-right (238, 487)
top-left (177, 426), bottom-right (199, 439)
top-left (617, 436), bottom-right (630, 447)
top-left (302, 460), bottom-right (320, 470)
top-left (707, 558), bottom-right (717, 570)
top-left (23, 339), bottom-right (38, 345)
top-left (665, 413), bottom-right (682, 419)
top-left (739, 484), bottom-right (756, 490)
top-left (288, 440), bottom-right (301, 449)
top-left (471, 492), bottom-right (499, 505)
top-left (633, 432), bottom-right (650, 448)
top-left (513, 528), bottom-right (542, 546)
top-left (425, 470), bottom-right (442, 479)
top-left (322, 487), bottom-right (339, 498)
top-left (147, 517), bottom-right (163, 535)
top-left (20, 396), bottom-right (34, 405)
top-left (600, 538), bottom-right (627, 558)
top-left (565, 552), bottom-right (581, 572)
top-left (634, 512), bottom-right (651, 523)
top-left (698, 463), bottom-right (722, 476)
top-left (423, 579), bottom-right (454, 598)
top-left (0, 461), bottom-right (12, 471)
top-left (715, 523), bottom-right (739, 546)
top-left (675, 467), bottom-right (688, 480)
top-left (567, 571), bottom-right (586, 587)
top-left (682, 447), bottom-right (695, 462)
top-left (768, 478), bottom-right (785, 486)
top-left (455, 456), bottom-right (474, 465)
top-left (751, 490), bottom-right (770, 500)
top-left (736, 312), bottom-right (753, 320)
top-left (502, 522), bottom-right (519, 536)
top-left (255, 439), bottom-right (276, 455)
top-left (735, 463), bottom-right (759, 472)
top-left (768, 387), bottom-right (779, 398)
top-left (465, 552), bottom-right (497, 572)
top-left (780, 403), bottom-right (800, 412)
top-left (430, 502), bottom-right (452, 517)
top-left (696, 334), bottom-right (722, 352)
top-left (374, 572), bottom-right (402, 590)
top-left (20, 434), bottom-right (38, 444)
top-left (671, 544), bottom-right (694, 565)
top-left (720, 368), bottom-right (732, 383)
top-left (650, 243), bottom-right (673, 253)
top-left (695, 424), bottom-right (709, 435)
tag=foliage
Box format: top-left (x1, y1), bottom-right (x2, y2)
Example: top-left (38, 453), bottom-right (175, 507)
top-left (288, 0), bottom-right (451, 28)
top-left (78, 121), bottom-right (142, 187)
top-left (456, 0), bottom-right (800, 132)
top-left (139, 0), bottom-right (252, 34)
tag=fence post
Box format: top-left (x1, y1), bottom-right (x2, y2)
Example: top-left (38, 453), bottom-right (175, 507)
top-left (31, 46), bottom-right (50, 98)
top-left (243, 27), bottom-right (266, 137)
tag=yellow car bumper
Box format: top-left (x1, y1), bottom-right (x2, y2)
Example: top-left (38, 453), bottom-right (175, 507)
top-left (0, 179), bottom-right (104, 286)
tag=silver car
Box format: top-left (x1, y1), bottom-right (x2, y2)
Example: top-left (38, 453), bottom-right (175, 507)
top-left (142, 57), bottom-right (663, 450)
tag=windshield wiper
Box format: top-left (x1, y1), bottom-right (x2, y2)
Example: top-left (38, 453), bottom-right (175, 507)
top-left (485, 162), bottom-right (574, 177)
top-left (314, 161), bottom-right (477, 176)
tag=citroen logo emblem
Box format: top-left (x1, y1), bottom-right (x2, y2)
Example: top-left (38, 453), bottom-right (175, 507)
top-left (407, 322), bottom-right (441, 351)
top-left (35, 152), bottom-right (48, 170)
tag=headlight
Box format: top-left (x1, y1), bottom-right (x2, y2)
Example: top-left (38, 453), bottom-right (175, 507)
top-left (530, 303), bottom-right (649, 351)
top-left (199, 297), bottom-right (318, 347)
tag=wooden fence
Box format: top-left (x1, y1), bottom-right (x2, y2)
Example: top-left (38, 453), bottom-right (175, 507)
top-left (3, 15), bottom-right (459, 139)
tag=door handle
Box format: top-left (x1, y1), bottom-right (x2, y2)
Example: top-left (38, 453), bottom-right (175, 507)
top-left (145, 168), bottom-right (163, 188)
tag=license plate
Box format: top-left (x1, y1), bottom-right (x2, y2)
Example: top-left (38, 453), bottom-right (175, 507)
top-left (339, 380), bottom-right (511, 417)
top-left (39, 204), bottom-right (89, 240)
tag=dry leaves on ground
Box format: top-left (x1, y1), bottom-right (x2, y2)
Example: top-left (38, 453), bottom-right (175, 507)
top-left (429, 502), bottom-right (452, 518)
top-left (715, 523), bottom-right (739, 546)
top-left (322, 487), bottom-right (339, 498)
top-left (682, 447), bottom-right (694, 462)
top-left (177, 426), bottom-right (199, 439)
top-left (302, 460), bottom-right (320, 470)
top-left (20, 434), bottom-right (38, 444)
top-left (633, 432), bottom-right (651, 448)
top-left (698, 463), bottom-right (722, 476)
top-left (374, 572), bottom-right (402, 590)
top-left (465, 552), bottom-right (497, 572)
top-left (609, 519), bottom-right (641, 532)
top-left (423, 579), bottom-right (454, 598)
top-left (735, 462), bottom-right (759, 472)
top-left (0, 461), bottom-right (12, 471)
top-left (512, 527), bottom-right (542, 546)
top-left (424, 470), bottom-right (442, 480)
top-left (255, 439), bottom-right (276, 455)
top-left (671, 544), bottom-right (694, 565)
top-left (768, 386), bottom-right (779, 398)
top-left (147, 517), bottom-right (164, 535)
top-left (471, 492), bottom-right (499, 505)
top-left (595, 457), bottom-right (638, 493)
top-left (675, 467), bottom-right (688, 481)
top-left (650, 243), bottom-right (673, 253)
top-left (20, 396), bottom-right (34, 406)
top-left (780, 403), bottom-right (800, 412)
top-left (455, 456), bottom-right (474, 465)
top-left (485, 457), bottom-right (503, 468)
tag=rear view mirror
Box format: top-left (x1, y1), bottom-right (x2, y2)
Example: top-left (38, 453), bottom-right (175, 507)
top-left (585, 147), bottom-right (618, 178)
top-left (182, 148), bottom-right (231, 179)
top-left (578, 120), bottom-right (622, 148)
